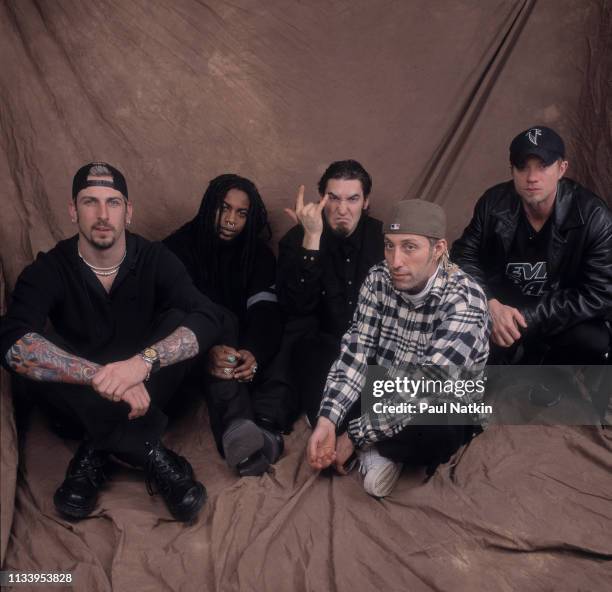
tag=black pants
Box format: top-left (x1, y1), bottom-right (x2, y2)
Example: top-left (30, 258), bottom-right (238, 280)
top-left (19, 310), bottom-right (251, 465)
top-left (291, 330), bottom-right (341, 427)
top-left (195, 308), bottom-right (298, 452)
top-left (24, 360), bottom-right (190, 464)
top-left (377, 418), bottom-right (479, 475)
top-left (489, 318), bottom-right (610, 365)
top-left (290, 328), bottom-right (362, 429)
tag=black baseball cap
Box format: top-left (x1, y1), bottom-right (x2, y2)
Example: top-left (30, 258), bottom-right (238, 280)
top-left (72, 162), bottom-right (128, 201)
top-left (509, 126), bottom-right (565, 167)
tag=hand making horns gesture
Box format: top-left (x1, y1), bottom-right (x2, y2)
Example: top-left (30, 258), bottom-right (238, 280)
top-left (284, 185), bottom-right (329, 238)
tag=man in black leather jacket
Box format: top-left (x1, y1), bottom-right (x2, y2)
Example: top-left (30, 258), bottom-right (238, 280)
top-left (451, 126), bottom-right (611, 366)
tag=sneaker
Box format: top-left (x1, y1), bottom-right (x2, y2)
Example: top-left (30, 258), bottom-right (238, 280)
top-left (222, 419), bottom-right (265, 469)
top-left (54, 443), bottom-right (108, 519)
top-left (528, 383), bottom-right (563, 407)
top-left (357, 446), bottom-right (402, 498)
top-left (145, 442), bottom-right (206, 522)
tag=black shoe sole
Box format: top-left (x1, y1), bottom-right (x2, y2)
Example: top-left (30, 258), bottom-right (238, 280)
top-left (53, 492), bottom-right (96, 520)
top-left (169, 483), bottom-right (207, 523)
top-left (222, 419), bottom-right (265, 468)
top-left (237, 451), bottom-right (271, 477)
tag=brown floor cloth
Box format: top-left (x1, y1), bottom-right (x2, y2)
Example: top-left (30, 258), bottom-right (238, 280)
top-left (2, 403), bottom-right (611, 591)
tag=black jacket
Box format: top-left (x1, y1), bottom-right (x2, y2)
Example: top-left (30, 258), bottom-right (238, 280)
top-left (451, 178), bottom-right (612, 337)
top-left (277, 215), bottom-right (384, 338)
top-left (0, 232), bottom-right (224, 367)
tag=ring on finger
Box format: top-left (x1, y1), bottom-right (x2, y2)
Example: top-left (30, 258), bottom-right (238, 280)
top-left (223, 367), bottom-right (233, 376)
top-left (252, 364), bottom-right (258, 374)
top-left (227, 354), bottom-right (237, 363)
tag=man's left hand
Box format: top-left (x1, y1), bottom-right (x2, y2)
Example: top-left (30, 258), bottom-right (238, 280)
top-left (333, 432), bottom-right (355, 475)
top-left (91, 355), bottom-right (150, 400)
top-left (233, 349), bottom-right (258, 382)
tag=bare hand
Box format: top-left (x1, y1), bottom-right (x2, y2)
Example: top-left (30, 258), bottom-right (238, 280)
top-left (207, 344), bottom-right (239, 380)
top-left (233, 349), bottom-right (257, 382)
top-left (121, 382), bottom-right (151, 420)
top-left (333, 432), bottom-right (355, 475)
top-left (284, 185), bottom-right (329, 248)
top-left (307, 416), bottom-right (337, 470)
top-left (488, 298), bottom-right (528, 347)
top-left (92, 356), bottom-right (149, 400)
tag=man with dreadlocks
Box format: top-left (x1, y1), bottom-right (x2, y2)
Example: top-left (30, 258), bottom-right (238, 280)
top-left (164, 174), bottom-right (285, 477)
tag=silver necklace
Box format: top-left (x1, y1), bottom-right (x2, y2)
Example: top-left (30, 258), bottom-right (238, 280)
top-left (78, 249), bottom-right (126, 276)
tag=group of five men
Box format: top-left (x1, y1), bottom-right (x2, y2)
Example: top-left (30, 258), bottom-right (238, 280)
top-left (1, 126), bottom-right (610, 522)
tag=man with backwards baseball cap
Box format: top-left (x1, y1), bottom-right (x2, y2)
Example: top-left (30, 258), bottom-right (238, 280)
top-left (306, 199), bottom-right (490, 497)
top-left (452, 126), bottom-right (612, 375)
top-left (0, 162), bottom-right (262, 522)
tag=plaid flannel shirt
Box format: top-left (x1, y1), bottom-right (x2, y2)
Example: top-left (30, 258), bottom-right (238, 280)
top-left (318, 262), bottom-right (491, 448)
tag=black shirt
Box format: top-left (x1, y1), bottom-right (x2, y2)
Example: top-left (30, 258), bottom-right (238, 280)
top-left (277, 215), bottom-right (384, 338)
top-left (501, 210), bottom-right (551, 308)
top-left (0, 232), bottom-right (224, 367)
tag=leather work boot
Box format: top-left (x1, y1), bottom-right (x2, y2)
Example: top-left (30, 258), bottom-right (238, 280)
top-left (53, 442), bottom-right (109, 519)
top-left (145, 442), bottom-right (206, 522)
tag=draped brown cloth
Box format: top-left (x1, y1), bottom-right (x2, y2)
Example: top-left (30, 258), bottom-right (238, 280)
top-left (1, 1), bottom-right (610, 590)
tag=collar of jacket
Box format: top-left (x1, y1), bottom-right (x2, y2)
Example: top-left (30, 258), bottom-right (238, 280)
top-left (490, 179), bottom-right (584, 274)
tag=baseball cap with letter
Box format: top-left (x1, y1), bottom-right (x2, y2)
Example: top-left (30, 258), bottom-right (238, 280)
top-left (509, 126), bottom-right (565, 168)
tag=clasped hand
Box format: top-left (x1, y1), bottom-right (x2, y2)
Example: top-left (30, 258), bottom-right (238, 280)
top-left (207, 345), bottom-right (258, 382)
top-left (91, 355), bottom-right (151, 419)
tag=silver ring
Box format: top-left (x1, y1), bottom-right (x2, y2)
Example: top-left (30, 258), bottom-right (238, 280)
top-left (252, 364), bottom-right (258, 374)
top-left (227, 354), bottom-right (237, 363)
top-left (227, 221), bottom-right (236, 228)
top-left (223, 367), bottom-right (233, 376)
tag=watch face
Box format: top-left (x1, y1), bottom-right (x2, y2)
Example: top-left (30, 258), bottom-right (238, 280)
top-left (143, 347), bottom-right (158, 360)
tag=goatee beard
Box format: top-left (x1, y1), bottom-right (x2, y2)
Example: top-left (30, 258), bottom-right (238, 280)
top-left (330, 225), bottom-right (350, 238)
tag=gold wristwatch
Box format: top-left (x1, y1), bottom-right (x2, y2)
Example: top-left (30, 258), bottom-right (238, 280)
top-left (140, 347), bottom-right (160, 378)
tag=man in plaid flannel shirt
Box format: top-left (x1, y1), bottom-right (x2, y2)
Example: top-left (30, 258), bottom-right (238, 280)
top-left (307, 199), bottom-right (491, 497)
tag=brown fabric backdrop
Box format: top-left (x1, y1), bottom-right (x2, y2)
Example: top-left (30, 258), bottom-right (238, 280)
top-left (1, 1), bottom-right (610, 589)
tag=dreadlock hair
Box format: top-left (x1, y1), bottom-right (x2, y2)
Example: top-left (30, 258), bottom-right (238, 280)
top-left (194, 173), bottom-right (272, 292)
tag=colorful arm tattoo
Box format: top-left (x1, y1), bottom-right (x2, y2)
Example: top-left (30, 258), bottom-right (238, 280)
top-left (5, 332), bottom-right (100, 384)
top-left (151, 326), bottom-right (199, 367)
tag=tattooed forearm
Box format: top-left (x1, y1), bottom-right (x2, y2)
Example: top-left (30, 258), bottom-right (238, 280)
top-left (5, 332), bottom-right (100, 384)
top-left (151, 326), bottom-right (199, 367)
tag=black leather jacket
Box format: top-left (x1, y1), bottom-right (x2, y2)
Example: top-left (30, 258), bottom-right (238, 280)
top-left (451, 178), bottom-right (612, 337)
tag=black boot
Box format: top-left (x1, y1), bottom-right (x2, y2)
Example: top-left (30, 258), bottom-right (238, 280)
top-left (259, 426), bottom-right (284, 465)
top-left (235, 428), bottom-right (285, 477)
top-left (145, 442), bottom-right (206, 522)
top-left (53, 443), bottom-right (108, 519)
top-left (222, 419), bottom-right (265, 469)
